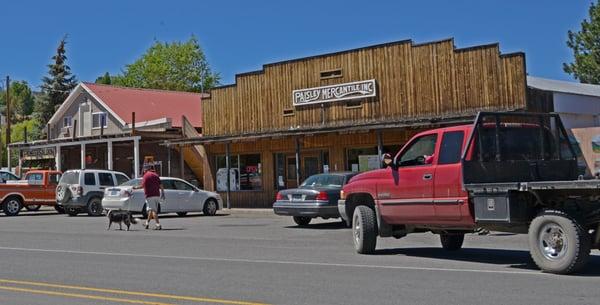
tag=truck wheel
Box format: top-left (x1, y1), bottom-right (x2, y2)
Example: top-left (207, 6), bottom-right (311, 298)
top-left (352, 205), bottom-right (377, 254)
top-left (25, 205), bottom-right (41, 211)
top-left (87, 198), bottom-right (103, 216)
top-left (3, 197), bottom-right (23, 216)
top-left (293, 216), bottom-right (311, 226)
top-left (440, 233), bottom-right (464, 251)
top-left (528, 210), bottom-right (591, 274)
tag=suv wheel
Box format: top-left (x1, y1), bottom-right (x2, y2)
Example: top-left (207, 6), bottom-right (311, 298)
top-left (56, 185), bottom-right (72, 204)
top-left (54, 205), bottom-right (65, 214)
top-left (528, 210), bottom-right (591, 274)
top-left (87, 198), bottom-right (103, 216)
top-left (3, 197), bottom-right (23, 216)
top-left (440, 233), bottom-right (465, 251)
top-left (66, 207), bottom-right (79, 217)
top-left (352, 205), bottom-right (377, 254)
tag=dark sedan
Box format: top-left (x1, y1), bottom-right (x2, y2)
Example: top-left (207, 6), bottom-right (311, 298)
top-left (273, 172), bottom-right (357, 226)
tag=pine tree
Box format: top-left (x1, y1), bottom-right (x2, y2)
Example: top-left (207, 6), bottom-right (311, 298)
top-left (564, 1), bottom-right (600, 83)
top-left (35, 36), bottom-right (78, 124)
top-left (95, 72), bottom-right (112, 85)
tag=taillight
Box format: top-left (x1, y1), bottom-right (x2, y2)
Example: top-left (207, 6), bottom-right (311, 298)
top-left (316, 191), bottom-right (329, 201)
top-left (121, 189), bottom-right (133, 197)
top-left (276, 192), bottom-right (284, 201)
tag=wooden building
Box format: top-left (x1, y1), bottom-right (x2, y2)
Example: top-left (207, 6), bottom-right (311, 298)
top-left (170, 38), bottom-right (534, 208)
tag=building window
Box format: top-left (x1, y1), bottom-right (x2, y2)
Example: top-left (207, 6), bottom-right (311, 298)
top-left (320, 69), bottom-right (343, 80)
top-left (92, 112), bottom-right (107, 129)
top-left (215, 154), bottom-right (262, 191)
top-left (63, 116), bottom-right (72, 127)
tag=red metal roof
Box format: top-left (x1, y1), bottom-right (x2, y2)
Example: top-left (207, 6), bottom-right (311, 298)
top-left (83, 83), bottom-right (203, 128)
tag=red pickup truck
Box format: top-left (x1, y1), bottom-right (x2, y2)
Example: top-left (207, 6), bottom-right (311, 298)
top-left (0, 170), bottom-right (62, 216)
top-left (339, 112), bottom-right (600, 274)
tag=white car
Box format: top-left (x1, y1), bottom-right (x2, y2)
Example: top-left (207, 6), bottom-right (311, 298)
top-left (102, 177), bottom-right (222, 217)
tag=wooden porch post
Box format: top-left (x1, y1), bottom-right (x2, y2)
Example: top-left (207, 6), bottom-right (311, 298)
top-left (133, 138), bottom-right (140, 178)
top-left (107, 141), bottom-right (113, 170)
top-left (81, 143), bottom-right (86, 169)
top-left (377, 131), bottom-right (383, 169)
top-left (295, 137), bottom-right (301, 186)
top-left (225, 142), bottom-right (231, 209)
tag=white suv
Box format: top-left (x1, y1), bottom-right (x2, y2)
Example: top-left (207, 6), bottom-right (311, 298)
top-left (56, 169), bottom-right (130, 216)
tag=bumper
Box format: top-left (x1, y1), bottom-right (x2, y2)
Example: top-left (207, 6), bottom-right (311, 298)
top-left (338, 200), bottom-right (348, 223)
top-left (102, 197), bottom-right (132, 211)
top-left (57, 196), bottom-right (88, 209)
top-left (273, 201), bottom-right (340, 218)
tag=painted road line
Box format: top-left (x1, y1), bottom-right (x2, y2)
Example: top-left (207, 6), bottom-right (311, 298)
top-left (0, 245), bottom-right (547, 276)
top-left (0, 279), bottom-right (270, 305)
top-left (0, 285), bottom-right (175, 305)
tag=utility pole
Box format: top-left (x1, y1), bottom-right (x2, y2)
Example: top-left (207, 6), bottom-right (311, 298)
top-left (5, 76), bottom-right (10, 171)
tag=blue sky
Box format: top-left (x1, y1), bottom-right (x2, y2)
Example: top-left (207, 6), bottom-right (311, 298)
top-left (0, 1), bottom-right (591, 89)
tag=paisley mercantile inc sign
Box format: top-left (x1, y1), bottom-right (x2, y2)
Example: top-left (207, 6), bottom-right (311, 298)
top-left (292, 79), bottom-right (376, 106)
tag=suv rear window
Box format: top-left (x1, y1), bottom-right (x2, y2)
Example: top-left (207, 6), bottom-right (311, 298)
top-left (98, 173), bottom-right (115, 186)
top-left (60, 172), bottom-right (79, 184)
top-left (84, 173), bottom-right (96, 185)
top-left (115, 174), bottom-right (129, 185)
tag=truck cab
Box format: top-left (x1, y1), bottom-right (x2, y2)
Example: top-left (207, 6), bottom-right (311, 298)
top-left (340, 112), bottom-right (599, 274)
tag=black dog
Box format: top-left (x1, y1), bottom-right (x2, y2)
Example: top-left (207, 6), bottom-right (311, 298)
top-left (106, 210), bottom-right (138, 231)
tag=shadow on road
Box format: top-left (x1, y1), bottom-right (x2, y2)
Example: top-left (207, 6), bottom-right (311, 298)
top-left (285, 221), bottom-right (349, 230)
top-left (0, 212), bottom-right (61, 217)
top-left (374, 247), bottom-right (600, 276)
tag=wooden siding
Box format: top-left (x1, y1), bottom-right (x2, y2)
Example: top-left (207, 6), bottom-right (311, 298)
top-left (203, 39), bottom-right (527, 137)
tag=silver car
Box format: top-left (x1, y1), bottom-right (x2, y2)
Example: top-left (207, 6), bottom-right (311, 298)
top-left (102, 177), bottom-right (222, 217)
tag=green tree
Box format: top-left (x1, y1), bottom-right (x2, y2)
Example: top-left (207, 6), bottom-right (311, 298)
top-left (564, 1), bottom-right (600, 83)
top-left (0, 81), bottom-right (35, 120)
top-left (95, 72), bottom-right (112, 85)
top-left (35, 36), bottom-right (78, 125)
top-left (107, 36), bottom-right (220, 92)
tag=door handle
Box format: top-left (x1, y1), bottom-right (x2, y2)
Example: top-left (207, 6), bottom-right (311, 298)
top-left (423, 174), bottom-right (433, 180)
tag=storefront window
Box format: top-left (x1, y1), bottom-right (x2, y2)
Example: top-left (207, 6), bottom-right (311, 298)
top-left (346, 145), bottom-right (401, 172)
top-left (215, 154), bottom-right (262, 191)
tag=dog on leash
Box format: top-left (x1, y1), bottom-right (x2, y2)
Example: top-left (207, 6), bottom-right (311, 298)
top-left (106, 210), bottom-right (139, 231)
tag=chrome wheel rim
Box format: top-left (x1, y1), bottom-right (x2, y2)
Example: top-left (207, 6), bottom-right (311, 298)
top-left (539, 223), bottom-right (568, 261)
top-left (6, 200), bottom-right (20, 214)
top-left (207, 201), bottom-right (217, 215)
top-left (353, 213), bottom-right (361, 245)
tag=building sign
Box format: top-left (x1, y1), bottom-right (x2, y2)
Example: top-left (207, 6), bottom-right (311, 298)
top-left (292, 79), bottom-right (376, 107)
top-left (22, 147), bottom-right (56, 160)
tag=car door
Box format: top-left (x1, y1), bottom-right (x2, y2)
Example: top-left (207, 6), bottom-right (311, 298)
top-left (433, 130), bottom-right (468, 221)
top-left (378, 133), bottom-right (438, 223)
top-left (44, 173), bottom-right (61, 203)
top-left (173, 180), bottom-right (199, 212)
top-left (160, 179), bottom-right (178, 212)
top-left (26, 173), bottom-right (45, 204)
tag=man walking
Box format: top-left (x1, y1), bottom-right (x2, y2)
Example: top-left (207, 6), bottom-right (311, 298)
top-left (136, 165), bottom-right (164, 230)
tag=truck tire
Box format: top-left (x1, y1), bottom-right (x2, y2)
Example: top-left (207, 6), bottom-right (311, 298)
top-left (528, 210), bottom-right (591, 274)
top-left (440, 233), bottom-right (464, 251)
top-left (293, 216), bottom-right (311, 226)
top-left (87, 197), bottom-right (103, 216)
top-left (352, 205), bottom-right (377, 254)
top-left (3, 197), bottom-right (23, 216)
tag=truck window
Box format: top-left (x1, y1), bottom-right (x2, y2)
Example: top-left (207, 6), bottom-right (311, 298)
top-left (84, 173), bottom-right (96, 186)
top-left (398, 134), bottom-right (438, 166)
top-left (27, 173), bottom-right (44, 185)
top-left (439, 131), bottom-right (464, 165)
top-left (98, 173), bottom-right (115, 186)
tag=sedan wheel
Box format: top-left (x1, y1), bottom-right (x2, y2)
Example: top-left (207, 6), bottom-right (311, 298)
top-left (203, 199), bottom-right (218, 216)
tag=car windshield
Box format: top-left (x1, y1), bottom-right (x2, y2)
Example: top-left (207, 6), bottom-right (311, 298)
top-left (120, 178), bottom-right (142, 187)
top-left (59, 171), bottom-right (79, 184)
top-left (301, 174), bottom-right (345, 188)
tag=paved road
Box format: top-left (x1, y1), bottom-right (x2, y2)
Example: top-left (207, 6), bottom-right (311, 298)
top-left (0, 208), bottom-right (599, 305)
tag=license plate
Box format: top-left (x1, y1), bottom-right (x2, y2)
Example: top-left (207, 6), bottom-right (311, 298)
top-left (292, 194), bottom-right (304, 201)
top-left (110, 190), bottom-right (119, 196)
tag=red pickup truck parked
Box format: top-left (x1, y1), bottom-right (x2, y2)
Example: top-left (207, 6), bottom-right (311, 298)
top-left (0, 170), bottom-right (62, 216)
top-left (339, 112), bottom-right (600, 274)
